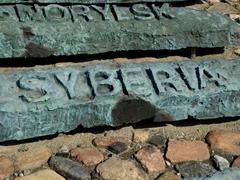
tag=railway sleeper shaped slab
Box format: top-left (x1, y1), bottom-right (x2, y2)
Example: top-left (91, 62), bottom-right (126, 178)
top-left (0, 3), bottom-right (239, 59)
top-left (0, 0), bottom-right (189, 4)
top-left (0, 59), bottom-right (239, 142)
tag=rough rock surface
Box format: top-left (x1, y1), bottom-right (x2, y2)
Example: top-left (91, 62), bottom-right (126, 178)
top-left (108, 142), bottom-right (128, 154)
top-left (148, 134), bottom-right (166, 147)
top-left (93, 136), bottom-right (131, 148)
top-left (0, 156), bottom-right (14, 179)
top-left (135, 146), bottom-right (165, 173)
top-left (15, 148), bottom-right (51, 172)
top-left (0, 4), bottom-right (239, 58)
top-left (206, 130), bottom-right (240, 155)
top-left (49, 156), bottom-right (91, 180)
top-left (96, 156), bottom-right (148, 180)
top-left (0, 59), bottom-right (240, 141)
top-left (156, 171), bottom-right (180, 180)
top-left (0, 0), bottom-right (188, 3)
top-left (70, 147), bottom-right (104, 166)
top-left (175, 161), bottom-right (215, 178)
top-left (15, 169), bottom-right (65, 180)
top-left (185, 168), bottom-right (240, 180)
top-left (232, 156), bottom-right (240, 167)
top-left (166, 140), bottom-right (210, 163)
top-left (213, 155), bottom-right (229, 170)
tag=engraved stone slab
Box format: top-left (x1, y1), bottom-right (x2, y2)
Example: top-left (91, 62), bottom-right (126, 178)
top-left (0, 4), bottom-right (239, 58)
top-left (0, 0), bottom-right (188, 4)
top-left (0, 59), bottom-right (239, 142)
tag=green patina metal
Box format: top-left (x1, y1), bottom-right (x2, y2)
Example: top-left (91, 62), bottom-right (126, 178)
top-left (0, 3), bottom-right (239, 58)
top-left (0, 0), bottom-right (188, 4)
top-left (0, 59), bottom-right (239, 141)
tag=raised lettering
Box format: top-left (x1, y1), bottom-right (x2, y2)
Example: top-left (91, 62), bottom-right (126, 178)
top-left (89, 70), bottom-right (122, 96)
top-left (17, 75), bottom-right (54, 103)
top-left (0, 6), bottom-right (18, 21)
top-left (71, 5), bottom-right (93, 22)
top-left (121, 68), bottom-right (154, 97)
top-left (151, 4), bottom-right (160, 19)
top-left (198, 68), bottom-right (227, 90)
top-left (44, 5), bottom-right (71, 21)
top-left (176, 65), bottom-right (199, 91)
top-left (15, 4), bottom-right (44, 22)
top-left (112, 5), bottom-right (130, 21)
top-left (131, 4), bottom-right (155, 20)
top-left (91, 5), bottom-right (111, 21)
top-left (151, 67), bottom-right (186, 93)
top-left (54, 71), bottom-right (79, 99)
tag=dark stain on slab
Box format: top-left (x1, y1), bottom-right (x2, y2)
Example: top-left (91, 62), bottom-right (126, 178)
top-left (23, 43), bottom-right (53, 58)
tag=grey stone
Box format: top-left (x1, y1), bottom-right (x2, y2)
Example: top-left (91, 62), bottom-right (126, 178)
top-left (49, 156), bottom-right (91, 180)
top-left (213, 155), bottom-right (229, 170)
top-left (148, 134), bottom-right (166, 146)
top-left (108, 141), bottom-right (128, 154)
top-left (0, 4), bottom-right (239, 58)
top-left (184, 168), bottom-right (240, 180)
top-left (0, 59), bottom-right (240, 142)
top-left (176, 161), bottom-right (215, 178)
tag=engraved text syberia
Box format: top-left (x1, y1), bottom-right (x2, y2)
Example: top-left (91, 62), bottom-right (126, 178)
top-left (0, 59), bottom-right (239, 142)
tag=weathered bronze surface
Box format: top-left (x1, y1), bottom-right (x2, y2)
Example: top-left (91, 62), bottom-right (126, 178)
top-left (0, 4), bottom-right (239, 58)
top-left (0, 59), bottom-right (239, 141)
top-left (0, 0), bottom-right (187, 4)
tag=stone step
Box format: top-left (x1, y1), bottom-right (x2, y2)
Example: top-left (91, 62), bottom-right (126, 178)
top-left (0, 58), bottom-right (239, 141)
top-left (0, 4), bottom-right (239, 58)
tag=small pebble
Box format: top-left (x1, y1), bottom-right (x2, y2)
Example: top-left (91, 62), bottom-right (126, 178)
top-left (108, 142), bottom-right (128, 154)
top-left (213, 155), bottom-right (230, 170)
top-left (165, 160), bottom-right (172, 167)
top-left (176, 161), bottom-right (215, 178)
top-left (148, 134), bottom-right (166, 146)
top-left (49, 156), bottom-right (91, 180)
top-left (58, 145), bottom-right (69, 154)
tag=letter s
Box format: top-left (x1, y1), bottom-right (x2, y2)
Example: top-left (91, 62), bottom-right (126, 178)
top-left (17, 75), bottom-right (53, 103)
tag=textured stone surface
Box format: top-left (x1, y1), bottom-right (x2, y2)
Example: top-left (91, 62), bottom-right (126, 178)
top-left (185, 168), bottom-right (240, 180)
top-left (166, 140), bottom-right (210, 163)
top-left (207, 2), bottom-right (239, 14)
top-left (93, 136), bottom-right (131, 148)
top-left (0, 0), bottom-right (188, 3)
top-left (70, 147), bottom-right (104, 166)
top-left (232, 157), bottom-right (240, 168)
top-left (134, 129), bottom-right (150, 142)
top-left (15, 148), bottom-right (51, 172)
top-left (0, 4), bottom-right (239, 58)
top-left (156, 171), bottom-right (180, 180)
top-left (213, 155), bottom-right (229, 170)
top-left (96, 156), bottom-right (148, 180)
top-left (206, 130), bottom-right (240, 155)
top-left (105, 126), bottom-right (133, 140)
top-left (176, 161), bottom-right (215, 178)
top-left (148, 134), bottom-right (166, 146)
top-left (108, 141), bottom-right (128, 154)
top-left (0, 59), bottom-right (240, 142)
top-left (0, 156), bottom-right (14, 179)
top-left (135, 146), bottom-right (165, 173)
top-left (49, 156), bottom-right (91, 180)
top-left (15, 169), bottom-right (65, 180)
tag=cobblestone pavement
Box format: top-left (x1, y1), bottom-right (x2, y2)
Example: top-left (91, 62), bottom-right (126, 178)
top-left (0, 0), bottom-right (239, 179)
top-left (0, 119), bottom-right (240, 180)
